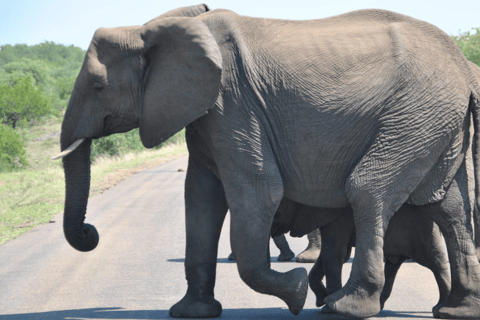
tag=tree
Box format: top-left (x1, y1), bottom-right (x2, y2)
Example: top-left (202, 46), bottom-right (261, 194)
top-left (0, 59), bottom-right (54, 90)
top-left (0, 75), bottom-right (52, 128)
top-left (0, 124), bottom-right (27, 171)
top-left (452, 27), bottom-right (480, 66)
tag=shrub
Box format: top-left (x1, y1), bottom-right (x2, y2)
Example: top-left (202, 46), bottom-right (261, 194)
top-left (90, 128), bottom-right (186, 162)
top-left (0, 124), bottom-right (28, 171)
top-left (0, 75), bottom-right (52, 128)
top-left (452, 27), bottom-right (480, 66)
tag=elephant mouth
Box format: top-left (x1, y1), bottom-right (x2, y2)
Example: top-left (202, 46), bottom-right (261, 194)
top-left (53, 116), bottom-right (140, 160)
top-left (103, 115), bottom-right (139, 135)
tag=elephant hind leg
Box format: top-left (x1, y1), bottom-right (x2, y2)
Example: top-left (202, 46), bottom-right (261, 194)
top-left (324, 129), bottom-right (441, 318)
top-left (408, 220), bottom-right (451, 312)
top-left (296, 229), bottom-right (321, 263)
top-left (422, 177), bottom-right (480, 319)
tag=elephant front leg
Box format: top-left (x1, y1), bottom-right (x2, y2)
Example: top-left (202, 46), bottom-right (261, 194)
top-left (380, 255), bottom-right (406, 310)
top-left (222, 166), bottom-right (308, 315)
top-left (169, 158), bottom-right (228, 318)
top-left (273, 234), bottom-right (295, 261)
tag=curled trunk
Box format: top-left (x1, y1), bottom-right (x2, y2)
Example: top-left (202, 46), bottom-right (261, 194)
top-left (61, 137), bottom-right (99, 251)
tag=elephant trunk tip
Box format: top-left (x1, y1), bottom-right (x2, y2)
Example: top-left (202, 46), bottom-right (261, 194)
top-left (64, 223), bottom-right (99, 252)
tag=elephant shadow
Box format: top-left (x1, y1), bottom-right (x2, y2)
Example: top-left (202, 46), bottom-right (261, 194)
top-left (167, 257), bottom-right (342, 263)
top-left (0, 307), bottom-right (434, 319)
top-left (167, 257), bottom-right (355, 263)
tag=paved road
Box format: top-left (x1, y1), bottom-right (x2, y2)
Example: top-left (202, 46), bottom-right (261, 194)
top-left (1, 155), bottom-right (444, 319)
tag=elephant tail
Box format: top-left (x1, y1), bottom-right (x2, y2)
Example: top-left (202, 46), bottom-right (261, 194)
top-left (469, 87), bottom-right (480, 260)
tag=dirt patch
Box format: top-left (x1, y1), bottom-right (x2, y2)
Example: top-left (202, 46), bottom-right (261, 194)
top-left (90, 153), bottom-right (187, 196)
top-left (18, 221), bottom-right (32, 228)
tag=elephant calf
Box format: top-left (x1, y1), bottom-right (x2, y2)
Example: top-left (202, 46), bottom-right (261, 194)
top-left (272, 198), bottom-right (451, 312)
top-left (310, 209), bottom-right (450, 312)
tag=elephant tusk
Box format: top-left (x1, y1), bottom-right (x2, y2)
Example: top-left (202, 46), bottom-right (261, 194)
top-left (51, 138), bottom-right (86, 160)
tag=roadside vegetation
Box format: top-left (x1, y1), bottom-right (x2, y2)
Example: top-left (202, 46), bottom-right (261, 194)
top-left (0, 42), bottom-right (187, 246)
top-left (0, 28), bottom-right (479, 246)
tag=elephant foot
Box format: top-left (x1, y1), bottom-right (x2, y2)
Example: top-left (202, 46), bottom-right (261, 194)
top-left (433, 296), bottom-right (480, 319)
top-left (278, 249), bottom-right (295, 261)
top-left (295, 247), bottom-right (320, 263)
top-left (169, 293), bottom-right (222, 318)
top-left (308, 266), bottom-right (327, 307)
top-left (228, 252), bottom-right (235, 261)
top-left (277, 268), bottom-right (309, 315)
top-left (324, 285), bottom-right (381, 318)
top-left (321, 305), bottom-right (334, 313)
top-left (380, 300), bottom-right (386, 311)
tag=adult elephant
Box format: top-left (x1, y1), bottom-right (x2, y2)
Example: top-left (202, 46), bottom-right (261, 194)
top-left (54, 4), bottom-right (480, 319)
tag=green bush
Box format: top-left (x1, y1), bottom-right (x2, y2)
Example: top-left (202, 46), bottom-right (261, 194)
top-left (90, 128), bottom-right (186, 162)
top-left (0, 75), bottom-right (53, 128)
top-left (0, 124), bottom-right (28, 171)
top-left (452, 27), bottom-right (480, 66)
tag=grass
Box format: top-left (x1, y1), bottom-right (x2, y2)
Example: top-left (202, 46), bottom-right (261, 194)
top-left (0, 120), bottom-right (187, 246)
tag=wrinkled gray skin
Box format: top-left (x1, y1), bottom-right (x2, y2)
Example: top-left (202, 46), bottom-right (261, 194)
top-left (60, 4), bottom-right (480, 319)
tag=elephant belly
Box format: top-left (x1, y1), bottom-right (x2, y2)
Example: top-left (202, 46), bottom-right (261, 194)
top-left (279, 147), bottom-right (357, 208)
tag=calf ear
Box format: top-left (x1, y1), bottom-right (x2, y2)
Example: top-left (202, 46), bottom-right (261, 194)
top-left (137, 17), bottom-right (222, 148)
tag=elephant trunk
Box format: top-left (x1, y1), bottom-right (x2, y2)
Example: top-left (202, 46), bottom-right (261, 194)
top-left (61, 135), bottom-right (99, 252)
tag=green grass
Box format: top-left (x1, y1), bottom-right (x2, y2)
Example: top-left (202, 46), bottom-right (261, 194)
top-left (0, 121), bottom-right (187, 246)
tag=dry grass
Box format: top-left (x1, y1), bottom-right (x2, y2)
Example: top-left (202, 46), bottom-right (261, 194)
top-left (0, 126), bottom-right (187, 246)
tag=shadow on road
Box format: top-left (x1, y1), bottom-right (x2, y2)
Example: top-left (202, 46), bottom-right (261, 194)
top-left (167, 257), bottom-right (325, 263)
top-left (0, 307), bottom-right (434, 319)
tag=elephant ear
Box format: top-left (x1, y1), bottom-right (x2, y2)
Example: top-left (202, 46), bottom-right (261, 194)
top-left (138, 17), bottom-right (222, 148)
top-left (145, 4), bottom-right (210, 24)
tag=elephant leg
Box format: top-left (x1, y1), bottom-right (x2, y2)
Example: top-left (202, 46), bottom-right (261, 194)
top-left (220, 154), bottom-right (308, 315)
top-left (422, 177), bottom-right (480, 319)
top-left (296, 229), bottom-right (321, 263)
top-left (406, 219), bottom-right (451, 312)
top-left (228, 196), bottom-right (308, 315)
top-left (273, 234), bottom-right (295, 261)
top-left (169, 157), bottom-right (228, 318)
top-left (474, 206), bottom-right (480, 261)
top-left (308, 253), bottom-right (328, 308)
top-left (323, 138), bottom-right (425, 318)
top-left (318, 216), bottom-right (354, 313)
top-left (324, 200), bottom-right (388, 318)
top-left (380, 255), bottom-right (407, 310)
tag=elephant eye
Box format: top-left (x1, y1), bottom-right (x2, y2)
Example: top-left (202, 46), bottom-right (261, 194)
top-left (93, 82), bottom-right (104, 92)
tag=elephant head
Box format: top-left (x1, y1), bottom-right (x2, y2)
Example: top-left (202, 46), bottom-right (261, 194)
top-left (57, 6), bottom-right (222, 252)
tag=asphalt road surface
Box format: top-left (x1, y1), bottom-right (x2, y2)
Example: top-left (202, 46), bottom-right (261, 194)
top-left (1, 155), bottom-right (445, 320)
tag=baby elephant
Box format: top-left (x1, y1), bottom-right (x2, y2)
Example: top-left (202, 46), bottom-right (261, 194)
top-left (310, 208), bottom-right (450, 312)
top-left (271, 199), bottom-right (451, 312)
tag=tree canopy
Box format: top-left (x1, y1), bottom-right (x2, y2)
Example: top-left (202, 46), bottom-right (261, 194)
top-left (452, 27), bottom-right (480, 66)
top-left (0, 41), bottom-right (85, 128)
